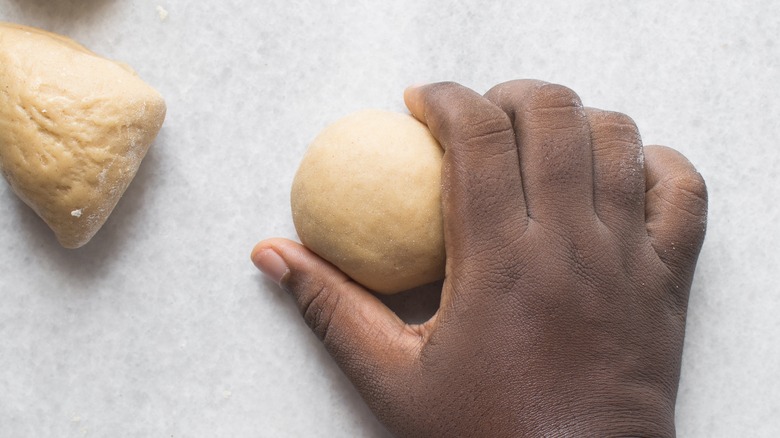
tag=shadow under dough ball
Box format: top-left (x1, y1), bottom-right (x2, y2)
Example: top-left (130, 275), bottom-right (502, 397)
top-left (0, 22), bottom-right (166, 248)
top-left (291, 110), bottom-right (445, 295)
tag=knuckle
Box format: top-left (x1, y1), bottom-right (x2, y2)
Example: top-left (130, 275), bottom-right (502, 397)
top-left (590, 110), bottom-right (643, 169)
top-left (528, 82), bottom-right (583, 112)
top-left (300, 283), bottom-right (341, 341)
top-left (440, 103), bottom-right (513, 148)
top-left (483, 81), bottom-right (519, 102)
top-left (485, 78), bottom-right (545, 99)
top-left (599, 109), bottom-right (635, 125)
top-left (658, 173), bottom-right (708, 219)
top-left (429, 80), bottom-right (460, 90)
top-left (464, 113), bottom-right (514, 143)
top-left (425, 82), bottom-right (513, 138)
top-left (591, 110), bottom-right (639, 135)
top-left (424, 81), bottom-right (463, 105)
top-left (669, 172), bottom-right (708, 204)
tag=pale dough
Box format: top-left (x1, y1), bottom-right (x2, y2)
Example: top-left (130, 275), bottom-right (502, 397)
top-left (291, 110), bottom-right (445, 294)
top-left (0, 23), bottom-right (166, 248)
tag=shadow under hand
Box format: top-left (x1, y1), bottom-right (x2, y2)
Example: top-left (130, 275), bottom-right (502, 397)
top-left (377, 280), bottom-right (443, 325)
top-left (6, 0), bottom-right (116, 29)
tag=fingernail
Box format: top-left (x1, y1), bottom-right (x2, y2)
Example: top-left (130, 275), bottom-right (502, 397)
top-left (252, 249), bottom-right (289, 287)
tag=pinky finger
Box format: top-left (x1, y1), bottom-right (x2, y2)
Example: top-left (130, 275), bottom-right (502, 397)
top-left (644, 145), bottom-right (708, 280)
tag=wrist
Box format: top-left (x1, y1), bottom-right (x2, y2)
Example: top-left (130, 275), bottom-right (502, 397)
top-left (540, 386), bottom-right (676, 438)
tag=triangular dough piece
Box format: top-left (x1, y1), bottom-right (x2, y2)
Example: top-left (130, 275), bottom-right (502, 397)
top-left (0, 23), bottom-right (166, 248)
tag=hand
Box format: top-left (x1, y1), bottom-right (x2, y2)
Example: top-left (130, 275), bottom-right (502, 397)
top-left (252, 80), bottom-right (707, 437)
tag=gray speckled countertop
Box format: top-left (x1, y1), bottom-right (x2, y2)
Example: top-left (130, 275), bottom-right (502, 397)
top-left (1, 1), bottom-right (778, 436)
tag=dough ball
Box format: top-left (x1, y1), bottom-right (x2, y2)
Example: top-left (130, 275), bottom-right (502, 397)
top-left (0, 23), bottom-right (166, 248)
top-left (291, 109), bottom-right (445, 294)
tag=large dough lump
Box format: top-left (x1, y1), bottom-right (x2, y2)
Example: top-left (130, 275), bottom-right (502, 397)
top-left (291, 110), bottom-right (445, 294)
top-left (0, 23), bottom-right (166, 248)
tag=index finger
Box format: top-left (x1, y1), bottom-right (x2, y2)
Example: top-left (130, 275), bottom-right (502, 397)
top-left (404, 82), bottom-right (528, 267)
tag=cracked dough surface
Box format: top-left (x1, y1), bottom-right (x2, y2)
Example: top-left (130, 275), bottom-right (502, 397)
top-left (291, 110), bottom-right (445, 294)
top-left (0, 22), bottom-right (166, 248)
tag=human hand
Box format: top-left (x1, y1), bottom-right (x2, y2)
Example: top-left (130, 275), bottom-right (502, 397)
top-left (252, 80), bottom-right (707, 437)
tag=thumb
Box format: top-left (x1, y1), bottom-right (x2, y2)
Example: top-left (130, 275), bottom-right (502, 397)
top-left (251, 238), bottom-right (422, 385)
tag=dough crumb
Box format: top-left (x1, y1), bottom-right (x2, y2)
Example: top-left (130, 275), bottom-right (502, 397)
top-left (71, 209), bottom-right (83, 218)
top-left (156, 5), bottom-right (169, 21)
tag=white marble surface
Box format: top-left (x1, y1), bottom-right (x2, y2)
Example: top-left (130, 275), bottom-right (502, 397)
top-left (0, 1), bottom-right (778, 436)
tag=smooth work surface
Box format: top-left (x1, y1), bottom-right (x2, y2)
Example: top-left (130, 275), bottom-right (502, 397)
top-left (1, 1), bottom-right (778, 436)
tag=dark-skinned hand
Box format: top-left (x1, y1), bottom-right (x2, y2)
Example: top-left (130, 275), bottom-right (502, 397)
top-left (252, 80), bottom-right (708, 437)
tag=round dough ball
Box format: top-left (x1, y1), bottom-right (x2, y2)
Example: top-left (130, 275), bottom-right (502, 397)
top-left (291, 110), bottom-right (445, 294)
